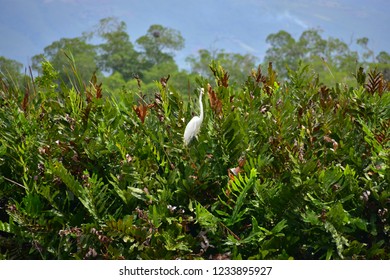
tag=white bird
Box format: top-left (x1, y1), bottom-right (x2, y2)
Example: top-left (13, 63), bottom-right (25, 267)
top-left (184, 88), bottom-right (204, 146)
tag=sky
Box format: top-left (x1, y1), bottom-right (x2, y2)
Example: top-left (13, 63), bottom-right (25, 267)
top-left (0, 0), bottom-right (389, 70)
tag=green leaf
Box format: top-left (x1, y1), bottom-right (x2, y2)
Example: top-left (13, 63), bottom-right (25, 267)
top-left (194, 202), bottom-right (219, 233)
top-left (220, 168), bottom-right (257, 227)
top-left (271, 219), bottom-right (287, 234)
top-left (51, 161), bottom-right (99, 221)
top-left (0, 221), bottom-right (11, 233)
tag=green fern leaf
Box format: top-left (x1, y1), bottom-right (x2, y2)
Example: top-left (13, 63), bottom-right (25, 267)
top-left (0, 221), bottom-right (11, 233)
top-left (51, 161), bottom-right (98, 220)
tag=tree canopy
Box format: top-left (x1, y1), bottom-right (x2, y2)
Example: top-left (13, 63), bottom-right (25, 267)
top-left (94, 17), bottom-right (141, 80)
top-left (3, 18), bottom-right (390, 94)
top-left (136, 24), bottom-right (185, 66)
top-left (31, 36), bottom-right (99, 88)
top-left (0, 56), bottom-right (24, 86)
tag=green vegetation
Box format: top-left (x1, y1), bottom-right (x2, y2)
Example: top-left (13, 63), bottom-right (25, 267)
top-left (0, 18), bottom-right (389, 260)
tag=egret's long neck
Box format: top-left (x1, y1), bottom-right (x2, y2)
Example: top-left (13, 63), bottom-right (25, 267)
top-left (199, 89), bottom-right (204, 121)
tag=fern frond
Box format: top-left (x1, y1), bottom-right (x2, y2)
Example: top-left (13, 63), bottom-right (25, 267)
top-left (194, 201), bottom-right (219, 233)
top-left (51, 161), bottom-right (99, 221)
top-left (219, 168), bottom-right (257, 226)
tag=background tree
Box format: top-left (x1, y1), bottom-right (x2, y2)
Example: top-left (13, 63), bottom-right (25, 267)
top-left (22, 18), bottom-right (389, 95)
top-left (0, 56), bottom-right (25, 86)
top-left (0, 56), bottom-right (23, 76)
top-left (136, 24), bottom-right (185, 67)
top-left (376, 51), bottom-right (390, 64)
top-left (375, 51), bottom-right (390, 80)
top-left (298, 29), bottom-right (327, 59)
top-left (141, 61), bottom-right (196, 96)
top-left (264, 29), bottom-right (362, 84)
top-left (264, 30), bottom-right (303, 78)
top-left (357, 37), bottom-right (374, 63)
top-left (186, 49), bottom-right (214, 78)
top-left (325, 37), bottom-right (357, 69)
top-left (94, 17), bottom-right (141, 81)
top-left (186, 49), bottom-right (257, 85)
top-left (31, 37), bottom-right (99, 85)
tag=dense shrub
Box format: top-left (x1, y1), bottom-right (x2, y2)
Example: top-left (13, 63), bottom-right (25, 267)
top-left (0, 59), bottom-right (389, 259)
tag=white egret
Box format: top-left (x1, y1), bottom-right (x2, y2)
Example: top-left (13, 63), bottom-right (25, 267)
top-left (184, 88), bottom-right (204, 146)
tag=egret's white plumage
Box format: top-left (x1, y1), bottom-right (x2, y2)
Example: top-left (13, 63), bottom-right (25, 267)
top-left (184, 88), bottom-right (204, 146)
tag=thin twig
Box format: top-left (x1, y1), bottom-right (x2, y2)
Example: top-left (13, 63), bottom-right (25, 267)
top-left (3, 176), bottom-right (26, 189)
top-left (219, 221), bottom-right (241, 240)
